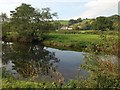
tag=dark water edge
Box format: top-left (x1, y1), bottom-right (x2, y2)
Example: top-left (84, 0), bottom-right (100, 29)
top-left (2, 36), bottom-right (44, 43)
top-left (44, 44), bottom-right (84, 52)
top-left (2, 39), bottom-right (86, 52)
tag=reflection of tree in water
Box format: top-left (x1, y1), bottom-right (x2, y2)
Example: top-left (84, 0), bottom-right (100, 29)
top-left (2, 42), bottom-right (63, 82)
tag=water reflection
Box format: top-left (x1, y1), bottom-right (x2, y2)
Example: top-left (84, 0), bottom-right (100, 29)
top-left (3, 42), bottom-right (90, 83)
top-left (2, 42), bottom-right (63, 83)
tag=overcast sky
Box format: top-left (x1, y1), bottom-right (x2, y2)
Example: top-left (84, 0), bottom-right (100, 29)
top-left (0, 0), bottom-right (119, 20)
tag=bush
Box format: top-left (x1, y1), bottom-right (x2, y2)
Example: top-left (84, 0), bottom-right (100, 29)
top-left (79, 34), bottom-right (120, 88)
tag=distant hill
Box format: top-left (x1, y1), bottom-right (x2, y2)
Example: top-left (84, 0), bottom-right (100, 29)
top-left (54, 15), bottom-right (119, 30)
top-left (68, 15), bottom-right (120, 30)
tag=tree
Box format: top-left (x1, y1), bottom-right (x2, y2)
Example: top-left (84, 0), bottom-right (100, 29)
top-left (2, 22), bottom-right (11, 36)
top-left (10, 3), bottom-right (57, 42)
top-left (10, 3), bottom-right (36, 38)
top-left (76, 18), bottom-right (82, 23)
top-left (68, 19), bottom-right (77, 26)
top-left (95, 16), bottom-right (113, 30)
top-left (33, 8), bottom-right (57, 33)
top-left (108, 15), bottom-right (120, 30)
top-left (41, 8), bottom-right (58, 21)
top-left (0, 13), bottom-right (11, 38)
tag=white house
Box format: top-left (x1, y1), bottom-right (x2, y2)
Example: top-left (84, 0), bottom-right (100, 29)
top-left (60, 26), bottom-right (73, 30)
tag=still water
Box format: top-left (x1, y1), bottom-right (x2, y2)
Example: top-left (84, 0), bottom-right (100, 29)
top-left (2, 42), bottom-right (89, 83)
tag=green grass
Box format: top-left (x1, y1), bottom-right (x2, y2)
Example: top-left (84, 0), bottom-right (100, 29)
top-left (44, 33), bottom-right (118, 50)
top-left (44, 33), bottom-right (101, 48)
top-left (3, 76), bottom-right (120, 88)
top-left (2, 78), bottom-right (60, 88)
top-left (48, 33), bottom-right (100, 42)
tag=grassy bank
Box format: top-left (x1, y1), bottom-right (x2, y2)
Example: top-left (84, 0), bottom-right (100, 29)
top-left (44, 33), bottom-right (115, 49)
top-left (43, 32), bottom-right (118, 53)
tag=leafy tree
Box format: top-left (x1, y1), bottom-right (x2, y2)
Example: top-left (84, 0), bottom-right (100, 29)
top-left (10, 3), bottom-right (57, 42)
top-left (0, 13), bottom-right (11, 38)
top-left (108, 15), bottom-right (119, 22)
top-left (76, 18), bottom-right (82, 23)
top-left (95, 16), bottom-right (113, 30)
top-left (10, 3), bottom-right (36, 40)
top-left (41, 8), bottom-right (57, 21)
top-left (108, 15), bottom-right (120, 30)
top-left (68, 19), bottom-right (77, 26)
top-left (2, 22), bottom-right (11, 36)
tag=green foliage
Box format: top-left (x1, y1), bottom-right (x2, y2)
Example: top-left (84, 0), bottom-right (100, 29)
top-left (2, 22), bottom-right (11, 36)
top-left (79, 33), bottom-right (120, 88)
top-left (44, 32), bottom-right (118, 49)
top-left (76, 18), bottom-right (82, 22)
top-left (109, 15), bottom-right (120, 30)
top-left (2, 78), bottom-right (60, 88)
top-left (68, 19), bottom-right (77, 26)
top-left (94, 16), bottom-right (113, 30)
top-left (67, 15), bottom-right (119, 31)
top-left (44, 33), bottom-right (116, 49)
top-left (68, 18), bottom-right (82, 26)
top-left (70, 19), bottom-right (95, 30)
top-left (53, 21), bottom-right (62, 30)
top-left (72, 24), bottom-right (79, 30)
top-left (2, 3), bottom-right (57, 42)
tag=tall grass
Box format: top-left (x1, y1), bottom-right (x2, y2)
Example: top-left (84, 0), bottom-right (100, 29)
top-left (44, 33), bottom-right (118, 50)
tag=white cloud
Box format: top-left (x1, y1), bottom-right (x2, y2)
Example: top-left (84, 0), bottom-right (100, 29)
top-left (79, 0), bottom-right (119, 19)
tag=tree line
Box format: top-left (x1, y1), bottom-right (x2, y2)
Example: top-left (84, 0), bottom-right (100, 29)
top-left (69, 15), bottom-right (120, 31)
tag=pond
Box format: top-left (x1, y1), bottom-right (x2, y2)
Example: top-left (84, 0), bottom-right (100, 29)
top-left (2, 42), bottom-right (89, 83)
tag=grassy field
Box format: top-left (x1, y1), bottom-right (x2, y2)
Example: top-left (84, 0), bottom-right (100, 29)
top-left (43, 32), bottom-right (118, 50)
top-left (44, 33), bottom-right (100, 48)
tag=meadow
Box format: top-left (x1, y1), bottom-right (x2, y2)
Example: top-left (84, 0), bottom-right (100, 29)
top-left (44, 30), bottom-right (118, 49)
top-left (44, 33), bottom-right (99, 47)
